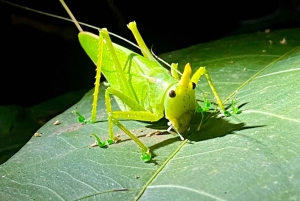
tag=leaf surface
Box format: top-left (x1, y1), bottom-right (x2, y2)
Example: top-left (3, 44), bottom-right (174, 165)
top-left (1, 29), bottom-right (300, 200)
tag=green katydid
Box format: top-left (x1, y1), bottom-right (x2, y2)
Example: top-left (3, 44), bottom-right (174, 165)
top-left (58, 0), bottom-right (237, 162)
top-left (0, 0), bottom-right (241, 161)
top-left (3, 0), bottom-right (238, 161)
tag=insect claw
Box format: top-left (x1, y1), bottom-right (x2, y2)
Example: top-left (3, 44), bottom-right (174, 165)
top-left (141, 150), bottom-right (151, 162)
top-left (90, 134), bottom-right (107, 148)
top-left (73, 110), bottom-right (90, 124)
top-left (231, 99), bottom-right (242, 114)
top-left (224, 110), bottom-right (232, 117)
top-left (106, 139), bottom-right (114, 145)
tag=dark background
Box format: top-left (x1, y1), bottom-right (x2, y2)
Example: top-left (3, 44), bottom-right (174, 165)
top-left (0, 0), bottom-right (299, 163)
top-left (1, 0), bottom-right (300, 106)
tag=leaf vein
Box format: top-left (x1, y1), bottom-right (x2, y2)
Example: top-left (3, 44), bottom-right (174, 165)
top-left (256, 68), bottom-right (300, 78)
top-left (25, 183), bottom-right (65, 200)
top-left (148, 184), bottom-right (226, 201)
top-left (58, 170), bottom-right (98, 192)
top-left (244, 110), bottom-right (300, 123)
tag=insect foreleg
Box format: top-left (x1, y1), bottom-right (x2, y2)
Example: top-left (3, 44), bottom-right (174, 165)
top-left (191, 67), bottom-right (229, 115)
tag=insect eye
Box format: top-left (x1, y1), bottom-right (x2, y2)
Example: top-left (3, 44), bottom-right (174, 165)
top-left (168, 90), bottom-right (176, 98)
top-left (192, 82), bottom-right (196, 89)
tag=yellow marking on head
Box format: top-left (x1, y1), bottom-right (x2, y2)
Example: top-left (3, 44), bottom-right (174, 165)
top-left (179, 63), bottom-right (192, 88)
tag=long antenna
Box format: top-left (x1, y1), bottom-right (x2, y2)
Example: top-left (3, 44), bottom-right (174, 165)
top-left (1, 0), bottom-right (176, 71)
top-left (0, 0), bottom-right (140, 49)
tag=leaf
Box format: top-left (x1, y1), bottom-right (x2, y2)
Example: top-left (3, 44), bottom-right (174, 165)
top-left (1, 28), bottom-right (300, 200)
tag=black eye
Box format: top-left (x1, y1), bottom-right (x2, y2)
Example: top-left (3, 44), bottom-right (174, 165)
top-left (168, 90), bottom-right (176, 98)
top-left (192, 82), bottom-right (196, 89)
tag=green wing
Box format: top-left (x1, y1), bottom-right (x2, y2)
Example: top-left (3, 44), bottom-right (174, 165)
top-left (78, 32), bottom-right (177, 112)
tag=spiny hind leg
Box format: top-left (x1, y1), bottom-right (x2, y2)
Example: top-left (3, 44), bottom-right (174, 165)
top-left (90, 27), bottom-right (138, 123)
top-left (127, 22), bottom-right (156, 61)
top-left (128, 22), bottom-right (181, 79)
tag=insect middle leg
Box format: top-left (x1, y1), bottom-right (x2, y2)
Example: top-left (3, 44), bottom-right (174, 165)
top-left (105, 87), bottom-right (164, 161)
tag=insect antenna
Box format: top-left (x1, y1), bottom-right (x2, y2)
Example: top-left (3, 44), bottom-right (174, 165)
top-left (150, 47), bottom-right (183, 76)
top-left (1, 0), bottom-right (140, 50)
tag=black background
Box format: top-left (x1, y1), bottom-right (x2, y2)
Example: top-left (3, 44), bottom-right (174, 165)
top-left (1, 0), bottom-right (300, 106)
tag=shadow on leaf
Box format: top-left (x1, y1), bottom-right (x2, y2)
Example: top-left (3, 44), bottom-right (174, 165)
top-left (188, 112), bottom-right (265, 142)
top-left (146, 111), bottom-right (264, 155)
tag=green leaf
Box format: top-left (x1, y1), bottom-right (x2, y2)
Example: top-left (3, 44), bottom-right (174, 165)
top-left (1, 28), bottom-right (300, 200)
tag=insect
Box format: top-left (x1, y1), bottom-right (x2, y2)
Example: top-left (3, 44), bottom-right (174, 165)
top-left (57, 0), bottom-right (238, 162)
top-left (3, 0), bottom-right (238, 162)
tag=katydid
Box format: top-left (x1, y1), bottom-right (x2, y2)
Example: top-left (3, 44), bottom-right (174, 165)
top-left (58, 0), bottom-right (235, 162)
top-left (2, 0), bottom-right (237, 162)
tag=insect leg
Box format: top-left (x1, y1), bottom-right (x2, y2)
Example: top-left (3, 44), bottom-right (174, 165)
top-left (128, 22), bottom-right (182, 78)
top-left (105, 87), bottom-right (164, 161)
top-left (127, 22), bottom-right (159, 63)
top-left (191, 67), bottom-right (228, 115)
top-left (170, 63), bottom-right (179, 79)
top-left (90, 28), bottom-right (137, 123)
top-left (90, 29), bottom-right (105, 123)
